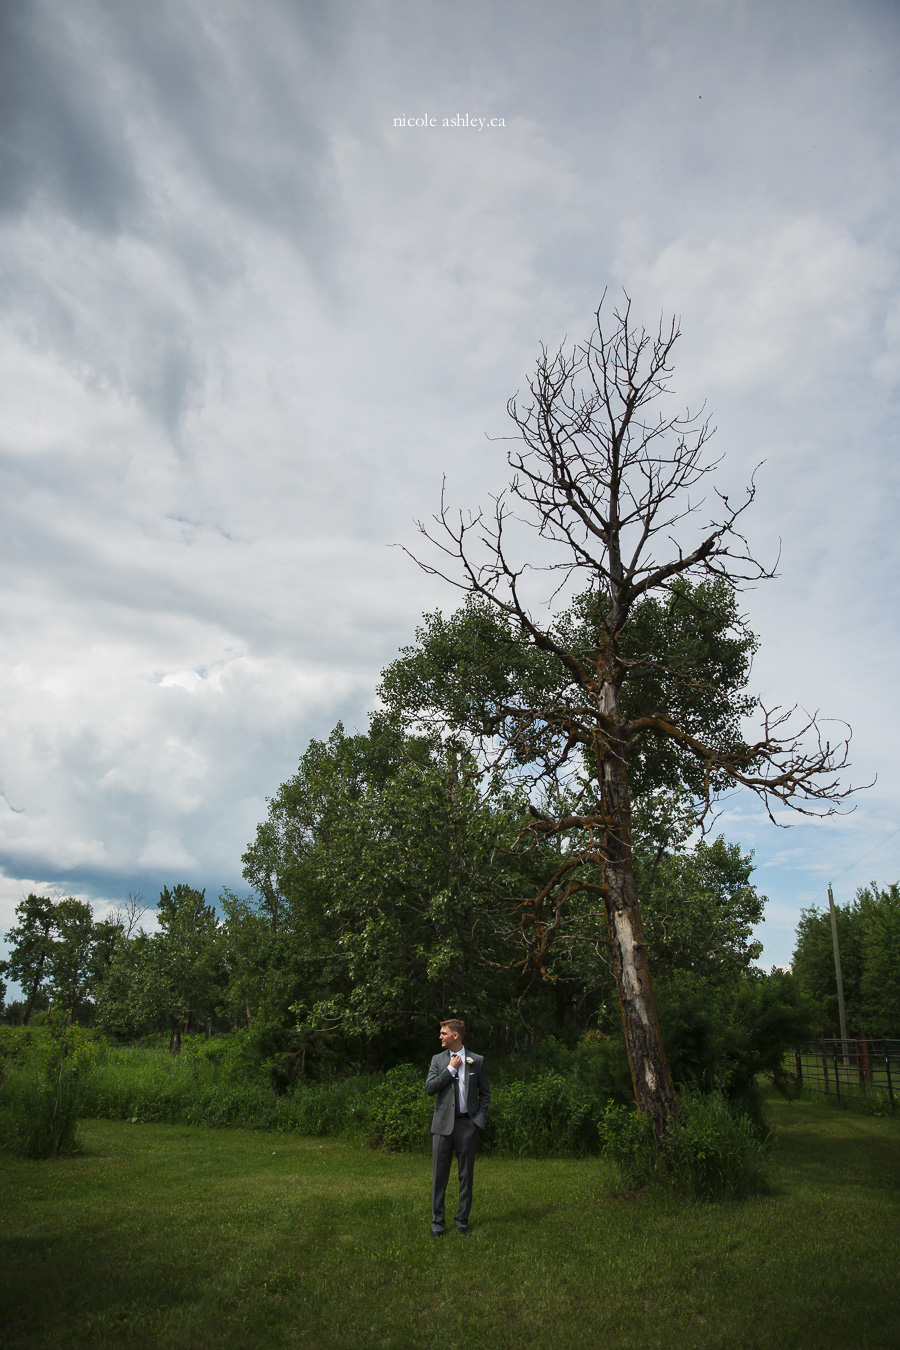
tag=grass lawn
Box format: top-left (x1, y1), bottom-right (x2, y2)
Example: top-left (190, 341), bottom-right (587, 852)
top-left (1, 1093), bottom-right (898, 1349)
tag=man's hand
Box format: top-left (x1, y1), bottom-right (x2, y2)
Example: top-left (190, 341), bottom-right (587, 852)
top-left (449, 1053), bottom-right (463, 1070)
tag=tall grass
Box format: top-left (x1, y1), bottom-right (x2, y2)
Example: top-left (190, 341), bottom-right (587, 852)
top-left (0, 1015), bottom-right (90, 1157)
top-left (59, 1039), bottom-right (618, 1156)
top-left (2, 1029), bottom-right (773, 1195)
top-left (80, 1042), bottom-right (376, 1136)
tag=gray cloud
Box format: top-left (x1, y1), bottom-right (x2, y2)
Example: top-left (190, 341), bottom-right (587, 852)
top-left (0, 1), bottom-right (143, 229)
top-left (2, 0), bottom-right (900, 983)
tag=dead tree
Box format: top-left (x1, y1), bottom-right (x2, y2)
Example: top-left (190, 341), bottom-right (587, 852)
top-left (410, 296), bottom-right (856, 1136)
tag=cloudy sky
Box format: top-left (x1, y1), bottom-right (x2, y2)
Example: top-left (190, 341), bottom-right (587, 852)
top-left (2, 0), bottom-right (900, 985)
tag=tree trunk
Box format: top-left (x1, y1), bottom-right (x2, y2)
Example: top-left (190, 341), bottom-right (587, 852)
top-left (169, 1023), bottom-right (182, 1054)
top-left (601, 738), bottom-right (679, 1137)
top-left (554, 981), bottom-right (567, 1036)
top-left (22, 979), bottom-right (40, 1027)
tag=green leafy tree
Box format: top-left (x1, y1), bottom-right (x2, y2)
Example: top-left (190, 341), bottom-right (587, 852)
top-left (45, 897), bottom-right (96, 1018)
top-left (3, 895), bottom-right (58, 1025)
top-left (637, 833), bottom-right (765, 988)
top-left (95, 885), bottom-right (224, 1050)
top-left (792, 893), bottom-right (870, 1034)
top-left (652, 966), bottom-right (821, 1104)
top-left (3, 894), bottom-right (120, 1025)
top-left (242, 719), bottom-right (532, 1061)
top-left (860, 883), bottom-right (900, 1036)
top-left (95, 929), bottom-right (164, 1040)
top-left (394, 298), bottom-right (854, 1133)
top-left (153, 885), bottom-right (223, 1052)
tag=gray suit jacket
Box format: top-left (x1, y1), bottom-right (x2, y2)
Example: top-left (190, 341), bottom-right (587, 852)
top-left (426, 1049), bottom-right (490, 1134)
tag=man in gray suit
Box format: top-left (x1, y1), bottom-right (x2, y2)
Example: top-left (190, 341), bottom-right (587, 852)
top-left (426, 1018), bottom-right (490, 1236)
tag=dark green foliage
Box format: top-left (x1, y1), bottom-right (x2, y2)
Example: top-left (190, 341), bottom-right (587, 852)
top-left (75, 1037), bottom-right (376, 1135)
top-left (0, 994), bottom-right (49, 1025)
top-left (1, 894), bottom-right (115, 1025)
top-left (861, 883), bottom-right (900, 1035)
top-left (97, 884), bottom-right (224, 1046)
top-left (235, 670), bottom-right (770, 1060)
top-left (636, 831), bottom-right (765, 985)
top-left (240, 718), bottom-right (533, 1056)
top-left (598, 1090), bottom-right (770, 1201)
top-left (486, 1070), bottom-right (599, 1156)
top-left (370, 585), bottom-right (768, 1053)
top-left (0, 1011), bottom-right (100, 1157)
top-left (2, 895), bottom-right (59, 1024)
top-left (654, 968), bottom-right (821, 1110)
top-left (567, 579), bottom-right (759, 801)
top-left (367, 1063), bottom-right (433, 1150)
top-left (792, 884), bottom-right (900, 1035)
top-left (379, 580), bottom-right (757, 801)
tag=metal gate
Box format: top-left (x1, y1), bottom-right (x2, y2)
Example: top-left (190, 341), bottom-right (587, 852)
top-left (787, 1039), bottom-right (899, 1113)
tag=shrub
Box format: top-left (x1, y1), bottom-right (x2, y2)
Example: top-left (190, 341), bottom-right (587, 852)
top-left (367, 1064), bottom-right (431, 1150)
top-left (282, 1077), bottom-right (373, 1137)
top-left (665, 1090), bottom-right (771, 1200)
top-left (597, 1102), bottom-right (652, 1187)
top-left (0, 1061), bottom-right (84, 1157)
top-left (487, 1070), bottom-right (599, 1156)
top-left (598, 1090), bottom-right (770, 1201)
top-left (0, 1012), bottom-right (100, 1158)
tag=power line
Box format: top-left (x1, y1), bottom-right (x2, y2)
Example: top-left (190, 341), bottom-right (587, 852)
top-left (828, 823), bottom-right (900, 888)
top-left (794, 823), bottom-right (900, 914)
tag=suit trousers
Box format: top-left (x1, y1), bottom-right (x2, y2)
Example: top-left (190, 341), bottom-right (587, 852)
top-left (431, 1116), bottom-right (478, 1233)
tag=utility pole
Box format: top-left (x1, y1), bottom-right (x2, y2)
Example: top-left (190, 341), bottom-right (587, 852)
top-left (828, 883), bottom-right (849, 1043)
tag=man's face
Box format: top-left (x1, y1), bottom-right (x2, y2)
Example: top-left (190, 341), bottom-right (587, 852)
top-left (439, 1025), bottom-right (463, 1053)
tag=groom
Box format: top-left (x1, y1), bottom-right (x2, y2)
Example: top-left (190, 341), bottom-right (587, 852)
top-left (426, 1018), bottom-right (490, 1236)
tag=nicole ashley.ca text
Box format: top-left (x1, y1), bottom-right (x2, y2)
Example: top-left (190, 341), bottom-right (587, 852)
top-left (393, 115), bottom-right (505, 129)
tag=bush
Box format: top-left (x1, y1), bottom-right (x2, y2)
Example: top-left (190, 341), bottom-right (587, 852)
top-left (283, 1077), bottom-right (373, 1137)
top-left (597, 1102), bottom-right (659, 1188)
top-left (487, 1070), bottom-right (599, 1156)
top-left (0, 1013), bottom-right (100, 1158)
top-left (364, 1057), bottom-right (609, 1157)
top-left (666, 1091), bottom-right (771, 1200)
top-left (0, 1061), bottom-right (84, 1157)
top-left (598, 1090), bottom-right (770, 1201)
top-left (367, 1064), bottom-right (431, 1150)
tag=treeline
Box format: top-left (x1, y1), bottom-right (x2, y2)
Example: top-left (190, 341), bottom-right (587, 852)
top-left (2, 716), bottom-right (824, 1098)
top-left (792, 884), bottom-right (900, 1037)
top-left (3, 720), bottom-right (767, 1054)
top-left (5, 582), bottom-right (891, 1088)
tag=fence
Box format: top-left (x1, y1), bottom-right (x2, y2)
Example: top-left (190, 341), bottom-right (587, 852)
top-left (786, 1039), bottom-right (899, 1113)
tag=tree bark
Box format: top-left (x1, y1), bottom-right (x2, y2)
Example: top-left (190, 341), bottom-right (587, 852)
top-left (22, 960), bottom-right (46, 1027)
top-left (600, 673), bottom-right (678, 1135)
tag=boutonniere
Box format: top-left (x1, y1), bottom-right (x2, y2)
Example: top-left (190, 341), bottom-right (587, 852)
top-left (465, 1057), bottom-right (474, 1065)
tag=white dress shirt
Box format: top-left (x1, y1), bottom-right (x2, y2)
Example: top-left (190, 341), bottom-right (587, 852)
top-left (448, 1046), bottom-right (467, 1113)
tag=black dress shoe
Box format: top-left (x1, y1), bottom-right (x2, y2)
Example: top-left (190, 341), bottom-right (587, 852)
top-left (455, 1227), bottom-right (469, 1236)
top-left (431, 1229), bottom-right (444, 1237)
